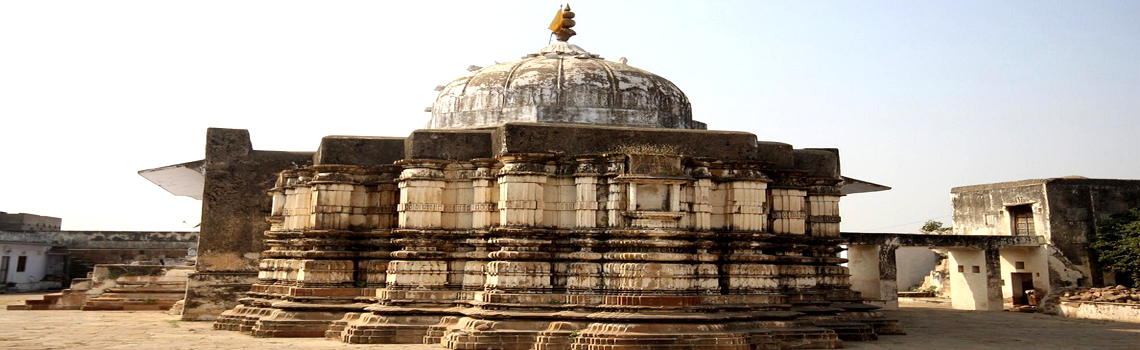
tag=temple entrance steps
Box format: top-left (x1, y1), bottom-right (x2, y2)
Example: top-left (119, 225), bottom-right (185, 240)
top-left (5, 264), bottom-right (191, 312)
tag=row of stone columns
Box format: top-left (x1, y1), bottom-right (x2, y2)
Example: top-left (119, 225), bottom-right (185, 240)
top-left (266, 156), bottom-right (841, 236)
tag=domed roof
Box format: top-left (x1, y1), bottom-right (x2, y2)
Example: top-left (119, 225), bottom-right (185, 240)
top-left (429, 42), bottom-right (704, 130)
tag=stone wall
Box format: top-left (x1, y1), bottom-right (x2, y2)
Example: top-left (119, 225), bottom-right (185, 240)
top-left (1058, 302), bottom-right (1140, 323)
top-left (65, 249), bottom-right (191, 265)
top-left (1042, 179), bottom-right (1140, 287)
top-left (951, 179), bottom-right (1049, 237)
top-left (0, 230), bottom-right (198, 250)
top-left (184, 128), bottom-right (314, 321)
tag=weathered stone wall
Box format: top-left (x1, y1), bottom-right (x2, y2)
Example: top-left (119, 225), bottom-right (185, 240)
top-left (951, 180), bottom-right (1049, 237)
top-left (1043, 179), bottom-right (1140, 287)
top-left (1058, 302), bottom-right (1140, 323)
top-left (185, 128), bottom-right (314, 321)
top-left (314, 135), bottom-right (405, 166)
top-left (0, 231), bottom-right (198, 250)
top-left (495, 123), bottom-right (774, 162)
top-left (64, 249), bottom-right (191, 265)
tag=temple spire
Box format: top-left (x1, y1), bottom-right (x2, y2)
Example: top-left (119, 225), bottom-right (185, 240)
top-left (548, 4), bottom-right (576, 42)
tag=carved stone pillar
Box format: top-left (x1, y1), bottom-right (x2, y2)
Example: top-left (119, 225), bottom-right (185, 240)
top-left (685, 158), bottom-right (713, 231)
top-left (309, 165), bottom-right (361, 230)
top-left (721, 162), bottom-right (770, 232)
top-left (470, 159), bottom-right (499, 229)
top-left (441, 162), bottom-right (475, 229)
top-left (397, 160), bottom-right (446, 229)
top-left (368, 165), bottom-right (400, 231)
top-left (281, 169), bottom-right (314, 231)
top-left (769, 172), bottom-right (807, 235)
top-left (806, 178), bottom-right (843, 237)
top-left (497, 153), bottom-right (552, 227)
top-left (267, 172), bottom-right (289, 232)
top-left (573, 157), bottom-right (601, 228)
top-left (601, 155), bottom-right (626, 228)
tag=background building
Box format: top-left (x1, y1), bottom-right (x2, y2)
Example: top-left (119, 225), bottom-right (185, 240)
top-left (0, 212), bottom-right (198, 292)
top-left (0, 212), bottom-right (61, 231)
top-left (951, 177), bottom-right (1140, 295)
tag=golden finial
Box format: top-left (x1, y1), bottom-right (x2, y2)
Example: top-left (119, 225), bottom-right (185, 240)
top-left (548, 4), bottom-right (576, 42)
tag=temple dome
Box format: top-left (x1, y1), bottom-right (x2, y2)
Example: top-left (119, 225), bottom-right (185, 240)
top-left (429, 42), bottom-right (704, 130)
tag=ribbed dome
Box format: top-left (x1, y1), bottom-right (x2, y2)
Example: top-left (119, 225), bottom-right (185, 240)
top-left (429, 42), bottom-right (704, 130)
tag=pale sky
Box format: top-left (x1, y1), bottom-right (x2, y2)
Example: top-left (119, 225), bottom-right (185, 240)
top-left (2, 1), bottom-right (1137, 232)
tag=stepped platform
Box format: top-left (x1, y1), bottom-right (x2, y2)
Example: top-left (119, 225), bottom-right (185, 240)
top-left (7, 264), bottom-right (191, 312)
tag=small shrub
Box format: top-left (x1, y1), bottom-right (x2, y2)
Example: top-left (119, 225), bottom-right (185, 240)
top-left (1089, 208), bottom-right (1140, 288)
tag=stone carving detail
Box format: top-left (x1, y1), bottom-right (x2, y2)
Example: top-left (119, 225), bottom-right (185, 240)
top-left (213, 144), bottom-right (905, 349)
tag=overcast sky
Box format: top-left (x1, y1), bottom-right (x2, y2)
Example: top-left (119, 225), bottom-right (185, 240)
top-left (2, 1), bottom-right (1137, 232)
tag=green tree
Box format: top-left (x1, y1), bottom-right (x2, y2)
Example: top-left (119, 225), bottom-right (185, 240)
top-left (1089, 208), bottom-right (1140, 288)
top-left (921, 220), bottom-right (952, 233)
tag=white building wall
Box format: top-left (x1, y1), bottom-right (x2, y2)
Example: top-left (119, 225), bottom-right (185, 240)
top-left (847, 245), bottom-right (881, 300)
top-left (947, 248), bottom-right (1001, 310)
top-left (0, 243), bottom-right (52, 291)
top-left (896, 247), bottom-right (940, 291)
top-left (999, 246), bottom-right (1050, 301)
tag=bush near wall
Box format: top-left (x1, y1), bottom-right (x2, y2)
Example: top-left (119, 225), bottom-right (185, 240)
top-left (1089, 208), bottom-right (1140, 288)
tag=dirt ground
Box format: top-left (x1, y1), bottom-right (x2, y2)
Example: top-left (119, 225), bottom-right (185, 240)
top-left (1, 294), bottom-right (1137, 350)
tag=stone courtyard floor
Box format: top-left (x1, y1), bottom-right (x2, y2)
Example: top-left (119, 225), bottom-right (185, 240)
top-left (1, 294), bottom-right (1138, 350)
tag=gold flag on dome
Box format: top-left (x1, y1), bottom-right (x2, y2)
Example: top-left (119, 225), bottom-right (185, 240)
top-left (548, 5), bottom-right (565, 32)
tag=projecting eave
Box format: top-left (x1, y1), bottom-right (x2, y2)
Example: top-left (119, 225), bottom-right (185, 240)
top-left (138, 160), bottom-right (206, 200)
top-left (840, 176), bottom-right (891, 195)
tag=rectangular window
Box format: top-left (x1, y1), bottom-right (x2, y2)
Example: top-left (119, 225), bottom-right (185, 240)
top-left (16, 256), bottom-right (27, 272)
top-left (972, 266), bottom-right (981, 273)
top-left (1008, 204), bottom-right (1035, 235)
top-left (957, 265), bottom-right (965, 273)
top-left (1015, 261), bottom-right (1026, 269)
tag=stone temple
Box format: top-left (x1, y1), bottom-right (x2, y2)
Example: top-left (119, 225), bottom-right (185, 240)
top-left (195, 8), bottom-right (900, 350)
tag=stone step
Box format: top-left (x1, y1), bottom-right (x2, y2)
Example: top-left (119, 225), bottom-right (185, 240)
top-left (81, 299), bottom-right (178, 311)
top-left (96, 293), bottom-right (184, 300)
top-left (105, 287), bottom-right (186, 294)
top-left (816, 321), bottom-right (878, 341)
top-left (114, 280), bottom-right (186, 285)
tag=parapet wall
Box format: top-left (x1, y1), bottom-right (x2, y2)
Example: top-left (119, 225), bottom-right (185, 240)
top-left (0, 230), bottom-right (197, 251)
top-left (1058, 302), bottom-right (1140, 323)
